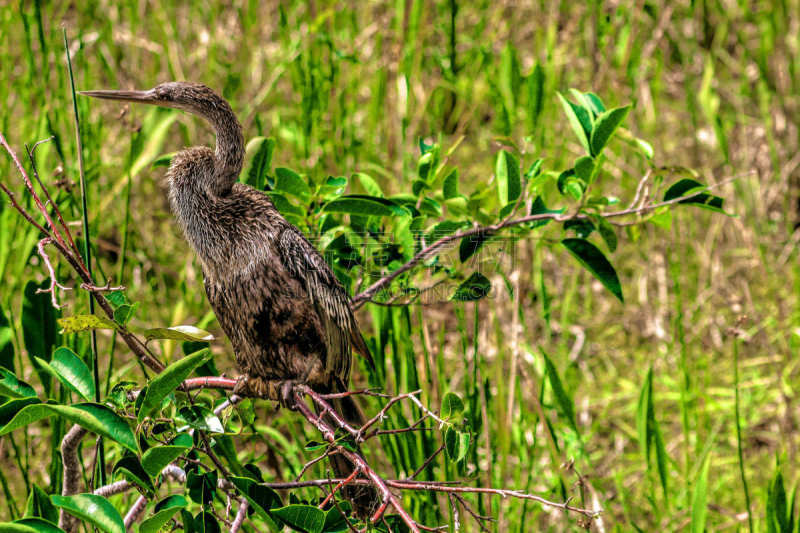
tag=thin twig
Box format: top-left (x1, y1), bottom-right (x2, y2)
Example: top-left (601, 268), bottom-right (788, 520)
top-left (36, 238), bottom-right (72, 308)
top-left (351, 175), bottom-right (740, 307)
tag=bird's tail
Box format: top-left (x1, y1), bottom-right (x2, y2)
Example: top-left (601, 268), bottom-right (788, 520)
top-left (315, 386), bottom-right (377, 519)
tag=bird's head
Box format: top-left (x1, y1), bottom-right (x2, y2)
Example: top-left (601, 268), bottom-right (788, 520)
top-left (80, 82), bottom-right (229, 118)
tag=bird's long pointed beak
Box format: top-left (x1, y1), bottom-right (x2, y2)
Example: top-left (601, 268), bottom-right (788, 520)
top-left (78, 89), bottom-right (158, 104)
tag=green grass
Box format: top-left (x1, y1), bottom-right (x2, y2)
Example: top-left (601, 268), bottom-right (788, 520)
top-left (1, 1), bottom-right (799, 531)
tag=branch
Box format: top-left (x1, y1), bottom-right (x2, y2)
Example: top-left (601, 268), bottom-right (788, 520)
top-left (1, 134), bottom-right (165, 374)
top-left (59, 425), bottom-right (88, 532)
top-left (351, 175), bottom-right (737, 307)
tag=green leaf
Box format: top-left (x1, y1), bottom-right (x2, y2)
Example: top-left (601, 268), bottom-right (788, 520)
top-left (323, 195), bottom-right (408, 217)
top-left (272, 504), bottom-right (325, 533)
top-left (562, 238), bottom-right (623, 302)
top-left (444, 427), bottom-right (470, 462)
top-left (0, 368), bottom-right (36, 398)
top-left (57, 315), bottom-right (116, 334)
top-left (636, 368), bottom-right (652, 465)
top-left (354, 172), bottom-right (383, 197)
top-left (0, 518), bottom-right (65, 533)
top-left (150, 152), bottom-right (175, 168)
top-left (141, 444), bottom-right (190, 478)
top-left (322, 502), bottom-right (352, 532)
top-left (529, 196), bottom-right (563, 229)
top-left (459, 230), bottom-right (492, 262)
top-left (112, 304), bottom-right (136, 325)
top-left (540, 348), bottom-right (578, 433)
top-left (767, 466), bottom-right (792, 533)
top-left (24, 485), bottom-right (58, 524)
top-left (138, 349), bottom-right (212, 422)
top-left (267, 192), bottom-right (305, 218)
top-left (574, 156), bottom-right (594, 183)
top-left (426, 220), bottom-right (467, 242)
top-left (113, 455), bottom-right (154, 494)
top-left (527, 63), bottom-right (545, 130)
top-left (0, 398), bottom-right (41, 426)
top-left (451, 273), bottom-right (492, 302)
top-left (187, 470), bottom-right (218, 506)
top-left (442, 168), bottom-right (459, 199)
top-left (595, 216), bottom-right (618, 252)
top-left (635, 138), bottom-right (654, 159)
top-left (690, 455), bottom-right (711, 533)
top-left (584, 92), bottom-right (607, 116)
top-left (0, 402), bottom-right (137, 453)
top-left (244, 137), bottom-right (276, 191)
top-left (139, 506), bottom-right (183, 533)
top-left (495, 150), bottom-right (521, 204)
top-left (229, 476), bottom-right (281, 530)
top-left (663, 178), bottom-right (725, 211)
top-left (440, 392), bottom-right (464, 420)
top-left (36, 347), bottom-right (94, 401)
top-left (143, 326), bottom-right (214, 342)
top-left (50, 494), bottom-right (124, 533)
top-left (590, 105), bottom-right (631, 156)
top-left (177, 405), bottom-right (224, 433)
top-left (22, 281), bottom-right (60, 395)
top-left (0, 303), bottom-right (15, 371)
top-left (275, 167), bottom-right (311, 202)
top-left (557, 92), bottom-right (592, 153)
top-left (557, 169), bottom-right (584, 201)
top-left (564, 219), bottom-right (595, 238)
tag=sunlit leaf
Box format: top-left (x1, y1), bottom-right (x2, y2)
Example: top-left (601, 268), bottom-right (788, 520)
top-left (440, 392), bottom-right (464, 420)
top-left (143, 326), bottom-right (214, 342)
top-left (275, 167), bottom-right (311, 202)
top-left (496, 150), bottom-right (521, 205)
top-left (244, 136), bottom-right (276, 191)
top-left (0, 368), bottom-right (36, 398)
top-left (690, 456), bottom-right (711, 533)
top-left (354, 172), bottom-right (383, 197)
top-left (323, 195), bottom-right (408, 217)
top-left (50, 494), bottom-right (124, 533)
top-left (229, 477), bottom-right (282, 530)
top-left (557, 92), bottom-right (592, 153)
top-left (57, 315), bottom-right (116, 335)
top-left (0, 402), bottom-right (136, 453)
top-left (444, 427), bottom-right (470, 462)
top-left (141, 444), bottom-right (191, 478)
top-left (177, 405), bottom-right (224, 434)
top-left (272, 504), bottom-right (325, 533)
top-left (442, 168), bottom-right (459, 199)
top-left (35, 347), bottom-right (94, 401)
top-left (138, 349), bottom-right (212, 422)
top-left (24, 484), bottom-right (58, 524)
top-left (113, 455), bottom-right (154, 494)
top-left (0, 518), bottom-right (65, 533)
top-left (590, 105), bottom-right (630, 156)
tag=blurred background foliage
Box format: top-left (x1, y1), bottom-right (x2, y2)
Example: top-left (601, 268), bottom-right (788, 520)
top-left (0, 0), bottom-right (799, 531)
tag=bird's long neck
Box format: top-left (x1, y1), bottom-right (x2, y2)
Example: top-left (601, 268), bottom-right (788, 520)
top-left (192, 95), bottom-right (244, 196)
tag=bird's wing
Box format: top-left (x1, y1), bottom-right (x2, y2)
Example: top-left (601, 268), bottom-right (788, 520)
top-left (277, 226), bottom-right (375, 374)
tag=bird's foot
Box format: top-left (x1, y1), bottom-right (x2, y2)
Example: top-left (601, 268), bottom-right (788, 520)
top-left (233, 375), bottom-right (299, 409)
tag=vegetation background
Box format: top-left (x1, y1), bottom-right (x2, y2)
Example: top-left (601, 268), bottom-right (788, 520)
top-left (0, 1), bottom-right (798, 531)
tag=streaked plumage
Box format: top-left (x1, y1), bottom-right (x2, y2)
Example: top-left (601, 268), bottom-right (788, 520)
top-left (82, 82), bottom-right (374, 513)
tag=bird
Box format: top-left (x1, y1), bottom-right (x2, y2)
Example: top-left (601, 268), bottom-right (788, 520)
top-left (81, 81), bottom-right (376, 514)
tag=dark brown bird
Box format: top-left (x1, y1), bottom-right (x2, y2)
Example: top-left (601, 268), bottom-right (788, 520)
top-left (81, 82), bottom-right (375, 513)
